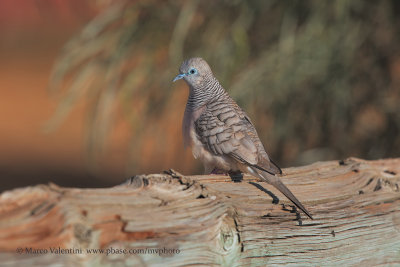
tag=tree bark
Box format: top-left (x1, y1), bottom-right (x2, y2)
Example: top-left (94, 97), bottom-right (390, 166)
top-left (0, 158), bottom-right (399, 266)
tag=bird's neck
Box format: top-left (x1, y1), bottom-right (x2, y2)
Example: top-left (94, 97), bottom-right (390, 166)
top-left (186, 77), bottom-right (226, 111)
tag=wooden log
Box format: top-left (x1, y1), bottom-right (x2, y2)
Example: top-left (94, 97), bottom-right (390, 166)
top-left (0, 158), bottom-right (399, 266)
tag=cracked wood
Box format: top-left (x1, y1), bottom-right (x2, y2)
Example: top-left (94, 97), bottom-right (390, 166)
top-left (0, 158), bottom-right (399, 266)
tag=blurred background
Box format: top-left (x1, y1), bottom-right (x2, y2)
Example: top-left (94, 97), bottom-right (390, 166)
top-left (1, 0), bottom-right (399, 192)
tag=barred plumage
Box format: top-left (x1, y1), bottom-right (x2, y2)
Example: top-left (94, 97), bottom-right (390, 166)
top-left (174, 57), bottom-right (313, 219)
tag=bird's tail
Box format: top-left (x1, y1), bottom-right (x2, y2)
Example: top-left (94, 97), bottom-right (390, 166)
top-left (251, 167), bottom-right (313, 220)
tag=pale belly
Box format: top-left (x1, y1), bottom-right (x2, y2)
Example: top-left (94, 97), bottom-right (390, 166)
top-left (190, 128), bottom-right (237, 173)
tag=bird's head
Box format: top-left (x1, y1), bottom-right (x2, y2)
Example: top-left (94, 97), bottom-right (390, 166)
top-left (173, 57), bottom-right (213, 88)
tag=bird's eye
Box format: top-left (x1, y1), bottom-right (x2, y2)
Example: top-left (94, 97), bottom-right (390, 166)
top-left (189, 68), bottom-right (197, 75)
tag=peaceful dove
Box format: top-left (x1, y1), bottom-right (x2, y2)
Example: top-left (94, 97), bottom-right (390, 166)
top-left (173, 57), bottom-right (313, 219)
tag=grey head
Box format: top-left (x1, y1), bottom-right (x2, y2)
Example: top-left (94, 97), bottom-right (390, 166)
top-left (173, 57), bottom-right (225, 109)
top-left (173, 57), bottom-right (214, 86)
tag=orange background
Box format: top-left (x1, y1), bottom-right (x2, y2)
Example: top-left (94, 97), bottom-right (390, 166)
top-left (0, 1), bottom-right (128, 190)
top-left (1, 1), bottom-right (399, 192)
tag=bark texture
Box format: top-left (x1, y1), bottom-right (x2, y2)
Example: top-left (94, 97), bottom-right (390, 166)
top-left (0, 158), bottom-right (399, 266)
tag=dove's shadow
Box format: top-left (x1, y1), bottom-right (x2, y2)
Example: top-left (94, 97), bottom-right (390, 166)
top-left (249, 182), bottom-right (303, 225)
top-left (248, 182), bottom-right (279, 204)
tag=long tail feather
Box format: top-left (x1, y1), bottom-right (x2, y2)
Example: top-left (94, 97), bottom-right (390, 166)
top-left (251, 167), bottom-right (313, 219)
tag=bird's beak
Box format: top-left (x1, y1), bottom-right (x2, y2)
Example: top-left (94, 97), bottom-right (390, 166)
top-left (173, 73), bottom-right (186, 82)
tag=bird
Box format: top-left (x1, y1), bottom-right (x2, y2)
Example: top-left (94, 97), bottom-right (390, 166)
top-left (173, 57), bottom-right (313, 220)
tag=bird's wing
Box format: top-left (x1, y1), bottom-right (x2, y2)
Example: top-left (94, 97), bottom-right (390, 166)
top-left (195, 98), bottom-right (312, 219)
top-left (195, 98), bottom-right (281, 175)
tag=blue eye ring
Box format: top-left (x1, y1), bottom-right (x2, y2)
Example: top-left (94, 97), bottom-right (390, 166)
top-left (188, 68), bottom-right (197, 75)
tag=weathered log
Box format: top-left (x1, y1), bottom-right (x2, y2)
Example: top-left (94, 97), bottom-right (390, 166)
top-left (0, 158), bottom-right (399, 266)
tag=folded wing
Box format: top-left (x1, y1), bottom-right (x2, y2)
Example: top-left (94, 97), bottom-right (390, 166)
top-left (195, 100), bottom-right (281, 175)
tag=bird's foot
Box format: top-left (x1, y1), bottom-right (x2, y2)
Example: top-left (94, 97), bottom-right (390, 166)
top-left (209, 169), bottom-right (243, 182)
top-left (228, 170), bottom-right (243, 182)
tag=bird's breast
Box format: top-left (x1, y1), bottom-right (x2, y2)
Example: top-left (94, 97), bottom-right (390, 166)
top-left (182, 105), bottom-right (206, 151)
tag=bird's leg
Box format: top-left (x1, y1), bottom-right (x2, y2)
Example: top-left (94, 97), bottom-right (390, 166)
top-left (228, 170), bottom-right (243, 182)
